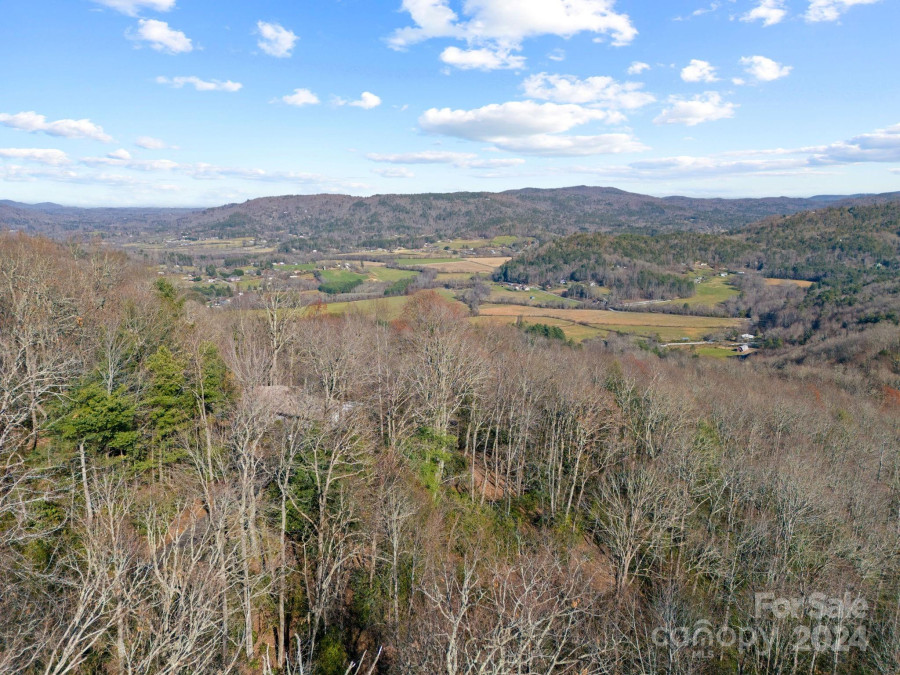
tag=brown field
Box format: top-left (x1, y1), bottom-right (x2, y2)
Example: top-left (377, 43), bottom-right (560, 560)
top-left (421, 257), bottom-right (510, 273)
top-left (307, 290), bottom-right (464, 321)
top-left (475, 303), bottom-right (745, 342)
top-left (435, 272), bottom-right (479, 282)
top-left (470, 315), bottom-right (605, 342)
top-left (764, 277), bottom-right (815, 288)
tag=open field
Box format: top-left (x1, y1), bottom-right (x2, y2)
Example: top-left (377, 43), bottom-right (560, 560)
top-left (439, 235), bottom-right (527, 250)
top-left (765, 277), bottom-right (815, 288)
top-left (476, 303), bottom-right (745, 342)
top-left (365, 267), bottom-right (418, 283)
top-left (318, 268), bottom-right (367, 284)
top-left (394, 256), bottom-right (460, 264)
top-left (310, 289), bottom-right (462, 320)
top-left (436, 272), bottom-right (480, 282)
top-left (658, 275), bottom-right (739, 308)
top-left (281, 263), bottom-right (319, 272)
top-left (470, 314), bottom-right (605, 342)
top-left (420, 257), bottom-right (511, 273)
top-left (124, 237), bottom-right (277, 256)
top-left (487, 283), bottom-right (581, 307)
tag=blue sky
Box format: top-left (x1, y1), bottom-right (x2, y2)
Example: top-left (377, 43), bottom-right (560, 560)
top-left (1, 0), bottom-right (898, 206)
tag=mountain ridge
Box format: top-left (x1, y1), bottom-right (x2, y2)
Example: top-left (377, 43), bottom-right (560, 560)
top-left (3, 186), bottom-right (899, 244)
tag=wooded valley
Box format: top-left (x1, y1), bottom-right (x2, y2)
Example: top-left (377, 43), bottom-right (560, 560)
top-left (1, 211), bottom-right (898, 673)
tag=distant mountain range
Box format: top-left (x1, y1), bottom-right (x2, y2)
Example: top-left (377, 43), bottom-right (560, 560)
top-left (3, 187), bottom-right (899, 245)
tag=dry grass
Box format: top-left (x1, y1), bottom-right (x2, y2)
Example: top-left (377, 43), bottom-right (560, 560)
top-left (421, 257), bottom-right (510, 273)
top-left (310, 290), bottom-right (463, 321)
top-left (470, 314), bottom-right (606, 342)
top-left (475, 303), bottom-right (744, 341)
top-left (764, 277), bottom-right (814, 288)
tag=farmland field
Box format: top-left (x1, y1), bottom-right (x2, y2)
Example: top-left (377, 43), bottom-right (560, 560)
top-left (420, 257), bottom-right (511, 273)
top-left (657, 275), bottom-right (739, 307)
top-left (487, 284), bottom-right (580, 307)
top-left (310, 289), bottom-right (462, 320)
top-left (764, 277), bottom-right (815, 288)
top-left (318, 268), bottom-right (366, 284)
top-left (470, 314), bottom-right (605, 342)
top-left (393, 256), bottom-right (460, 264)
top-left (365, 267), bottom-right (418, 283)
top-left (475, 303), bottom-right (745, 342)
top-left (440, 235), bottom-right (528, 250)
top-left (436, 272), bottom-right (480, 282)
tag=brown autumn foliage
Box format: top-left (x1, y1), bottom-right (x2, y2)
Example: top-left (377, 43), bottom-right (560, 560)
top-left (0, 232), bottom-right (898, 674)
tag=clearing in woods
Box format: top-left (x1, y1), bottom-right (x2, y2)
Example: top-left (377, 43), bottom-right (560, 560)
top-left (657, 275), bottom-right (739, 307)
top-left (764, 277), bottom-right (815, 288)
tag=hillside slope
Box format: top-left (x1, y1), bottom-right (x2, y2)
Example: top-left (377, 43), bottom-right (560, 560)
top-left (5, 187), bottom-right (899, 244)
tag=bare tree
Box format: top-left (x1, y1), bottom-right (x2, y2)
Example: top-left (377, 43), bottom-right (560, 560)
top-left (592, 467), bottom-right (676, 595)
top-left (400, 292), bottom-right (484, 435)
top-left (40, 477), bottom-right (137, 675)
top-left (228, 396), bottom-right (275, 659)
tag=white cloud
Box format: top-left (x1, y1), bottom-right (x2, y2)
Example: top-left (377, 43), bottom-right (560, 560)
top-left (0, 148), bottom-right (70, 165)
top-left (742, 0), bottom-right (787, 26)
top-left (810, 122), bottom-right (900, 164)
top-left (465, 157), bottom-right (527, 168)
top-left (373, 137), bottom-right (642, 160)
top-left (681, 59), bottom-right (718, 83)
top-left (420, 101), bottom-right (621, 141)
top-left (629, 155), bottom-right (803, 175)
top-left (654, 92), bottom-right (737, 126)
top-left (156, 76), bottom-right (243, 92)
top-left (740, 55), bottom-right (792, 82)
top-left (440, 46), bottom-right (525, 71)
top-left (3, 154), bottom-right (370, 196)
top-left (0, 111), bottom-right (112, 142)
top-left (490, 133), bottom-right (646, 156)
top-left (567, 121), bottom-right (900, 181)
top-left (135, 136), bottom-right (173, 150)
top-left (367, 151), bottom-right (473, 164)
top-left (107, 149), bottom-right (132, 160)
top-left (573, 154), bottom-right (812, 180)
top-left (333, 92), bottom-right (382, 108)
top-left (627, 61), bottom-right (650, 75)
top-left (419, 101), bottom-right (644, 156)
top-left (548, 48), bottom-right (566, 62)
top-left (389, 0), bottom-right (637, 54)
top-left (366, 150), bottom-right (525, 168)
top-left (674, 2), bottom-right (723, 21)
top-left (83, 155), bottom-right (180, 171)
top-left (521, 73), bottom-right (655, 109)
top-left (349, 92), bottom-right (382, 109)
top-left (256, 21), bottom-right (298, 58)
top-left (373, 167), bottom-right (415, 178)
top-left (805, 0), bottom-right (880, 22)
top-left (92, 0), bottom-right (175, 16)
top-left (130, 19), bottom-right (192, 53)
top-left (281, 89), bottom-right (320, 107)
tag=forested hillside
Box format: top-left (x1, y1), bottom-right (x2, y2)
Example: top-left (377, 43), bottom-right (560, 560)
top-left (5, 188), bottom-right (900, 249)
top-left (496, 203), bottom-right (900, 367)
top-left (1, 231), bottom-right (899, 674)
